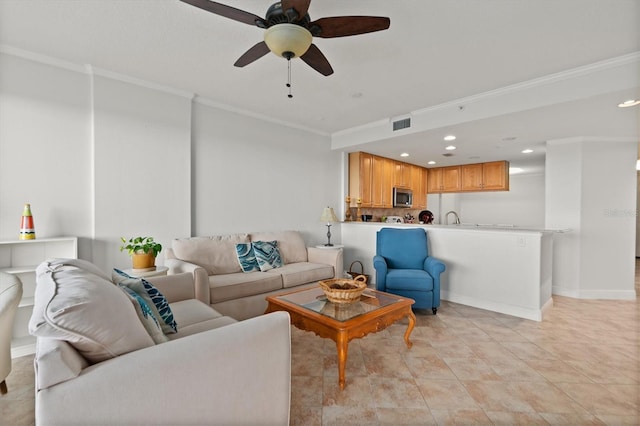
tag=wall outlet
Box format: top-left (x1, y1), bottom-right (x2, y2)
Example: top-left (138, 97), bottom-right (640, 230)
top-left (517, 236), bottom-right (526, 247)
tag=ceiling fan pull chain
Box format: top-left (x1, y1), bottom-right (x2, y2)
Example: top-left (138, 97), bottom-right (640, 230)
top-left (287, 58), bottom-right (293, 98)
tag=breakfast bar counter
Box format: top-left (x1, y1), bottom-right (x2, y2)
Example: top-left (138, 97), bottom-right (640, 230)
top-left (341, 222), bottom-right (564, 321)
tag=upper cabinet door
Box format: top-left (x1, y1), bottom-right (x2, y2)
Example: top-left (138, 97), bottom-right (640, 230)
top-left (441, 166), bottom-right (461, 192)
top-left (482, 161), bottom-right (510, 191)
top-left (461, 163), bottom-right (484, 191)
top-left (427, 168), bottom-right (443, 193)
top-left (393, 161), bottom-right (410, 188)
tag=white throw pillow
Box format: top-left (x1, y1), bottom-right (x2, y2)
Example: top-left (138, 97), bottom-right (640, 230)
top-left (29, 258), bottom-right (154, 364)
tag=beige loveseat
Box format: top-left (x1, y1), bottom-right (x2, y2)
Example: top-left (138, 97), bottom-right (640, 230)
top-left (29, 258), bottom-right (291, 426)
top-left (165, 230), bottom-right (343, 320)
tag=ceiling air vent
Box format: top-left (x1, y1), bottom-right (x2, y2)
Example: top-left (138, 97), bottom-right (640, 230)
top-left (392, 117), bottom-right (411, 131)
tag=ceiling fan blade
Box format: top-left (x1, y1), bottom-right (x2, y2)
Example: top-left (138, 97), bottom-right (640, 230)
top-left (281, 0), bottom-right (311, 21)
top-left (180, 0), bottom-right (266, 27)
top-left (234, 41), bottom-right (271, 67)
top-left (310, 16), bottom-right (390, 38)
top-left (300, 44), bottom-right (334, 76)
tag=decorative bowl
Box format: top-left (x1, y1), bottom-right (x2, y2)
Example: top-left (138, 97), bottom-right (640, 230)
top-left (319, 275), bottom-right (367, 304)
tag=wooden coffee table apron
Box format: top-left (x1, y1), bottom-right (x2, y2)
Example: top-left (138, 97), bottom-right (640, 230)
top-left (265, 287), bottom-right (416, 389)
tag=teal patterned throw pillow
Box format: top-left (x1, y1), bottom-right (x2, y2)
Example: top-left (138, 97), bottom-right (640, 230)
top-left (252, 240), bottom-right (283, 272)
top-left (119, 286), bottom-right (168, 344)
top-left (113, 269), bottom-right (178, 334)
top-left (235, 243), bottom-right (260, 272)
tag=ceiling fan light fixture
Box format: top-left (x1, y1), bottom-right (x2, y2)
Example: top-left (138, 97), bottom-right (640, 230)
top-left (264, 24), bottom-right (312, 58)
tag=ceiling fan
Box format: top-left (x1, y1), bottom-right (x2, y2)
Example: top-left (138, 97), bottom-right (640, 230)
top-left (179, 0), bottom-right (391, 77)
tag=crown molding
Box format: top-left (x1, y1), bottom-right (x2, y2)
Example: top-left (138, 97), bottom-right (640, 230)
top-left (193, 95), bottom-right (329, 137)
top-left (87, 65), bottom-right (195, 100)
top-left (0, 44), bottom-right (86, 73)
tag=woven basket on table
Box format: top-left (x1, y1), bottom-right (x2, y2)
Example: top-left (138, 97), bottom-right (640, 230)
top-left (346, 261), bottom-right (369, 284)
top-left (319, 275), bottom-right (367, 304)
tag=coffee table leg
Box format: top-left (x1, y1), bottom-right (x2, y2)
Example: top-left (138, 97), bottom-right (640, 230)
top-left (404, 310), bottom-right (416, 349)
top-left (336, 332), bottom-right (348, 390)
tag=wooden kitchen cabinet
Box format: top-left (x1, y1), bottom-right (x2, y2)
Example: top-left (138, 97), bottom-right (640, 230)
top-left (393, 161), bottom-right (410, 188)
top-left (350, 152), bottom-right (395, 208)
top-left (372, 155), bottom-right (394, 208)
top-left (349, 152), bottom-right (374, 207)
top-left (428, 166), bottom-right (461, 193)
top-left (411, 165), bottom-right (428, 209)
top-left (461, 161), bottom-right (509, 191)
top-left (481, 161), bottom-right (509, 190)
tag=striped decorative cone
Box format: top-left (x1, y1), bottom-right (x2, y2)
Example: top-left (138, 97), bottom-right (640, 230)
top-left (19, 203), bottom-right (36, 240)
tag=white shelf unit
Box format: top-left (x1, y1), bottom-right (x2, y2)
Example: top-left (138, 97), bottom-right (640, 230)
top-left (0, 237), bottom-right (78, 358)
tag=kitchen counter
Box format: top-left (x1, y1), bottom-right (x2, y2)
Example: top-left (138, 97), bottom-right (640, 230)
top-left (343, 221), bottom-right (569, 234)
top-left (341, 222), bottom-right (560, 321)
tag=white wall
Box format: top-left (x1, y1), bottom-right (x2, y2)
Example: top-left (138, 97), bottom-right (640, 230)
top-left (92, 74), bottom-right (192, 270)
top-left (547, 137), bottom-right (637, 298)
top-left (0, 50), bottom-right (341, 272)
top-left (191, 100), bottom-right (341, 245)
top-left (427, 172), bottom-right (545, 228)
top-left (0, 53), bottom-right (93, 249)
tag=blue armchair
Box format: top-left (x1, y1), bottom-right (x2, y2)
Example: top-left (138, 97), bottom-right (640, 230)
top-left (373, 228), bottom-right (445, 314)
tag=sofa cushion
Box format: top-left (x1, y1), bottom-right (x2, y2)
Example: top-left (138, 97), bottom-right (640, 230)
top-left (29, 259), bottom-right (154, 364)
top-left (235, 243), bottom-right (260, 272)
top-left (267, 262), bottom-right (335, 288)
top-left (172, 234), bottom-right (250, 275)
top-left (167, 299), bottom-right (236, 339)
top-left (250, 230), bottom-right (308, 264)
top-left (34, 338), bottom-right (89, 390)
top-left (113, 269), bottom-right (178, 334)
top-left (119, 286), bottom-right (168, 344)
top-left (252, 240), bottom-right (283, 272)
top-left (209, 272), bottom-right (283, 304)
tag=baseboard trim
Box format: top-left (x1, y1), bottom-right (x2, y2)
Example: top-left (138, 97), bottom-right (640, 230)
top-left (441, 291), bottom-right (544, 322)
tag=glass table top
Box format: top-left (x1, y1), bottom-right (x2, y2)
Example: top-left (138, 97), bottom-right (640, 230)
top-left (276, 287), bottom-right (401, 322)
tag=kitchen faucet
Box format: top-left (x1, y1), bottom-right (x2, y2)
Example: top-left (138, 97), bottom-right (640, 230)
top-left (445, 210), bottom-right (461, 225)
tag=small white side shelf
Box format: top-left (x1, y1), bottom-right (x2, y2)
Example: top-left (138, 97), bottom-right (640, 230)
top-left (0, 237), bottom-right (78, 358)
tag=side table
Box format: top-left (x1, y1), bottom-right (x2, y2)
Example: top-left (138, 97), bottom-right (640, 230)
top-left (121, 266), bottom-right (169, 278)
top-left (315, 244), bottom-right (344, 249)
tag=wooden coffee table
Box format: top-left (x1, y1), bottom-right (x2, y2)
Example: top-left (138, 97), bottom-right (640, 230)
top-left (265, 286), bottom-right (416, 389)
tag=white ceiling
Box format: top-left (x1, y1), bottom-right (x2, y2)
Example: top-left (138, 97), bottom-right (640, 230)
top-left (1, 0), bottom-right (639, 173)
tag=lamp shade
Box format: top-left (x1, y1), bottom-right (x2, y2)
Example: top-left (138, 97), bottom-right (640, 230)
top-left (320, 207), bottom-right (338, 223)
top-left (264, 24), bottom-right (312, 58)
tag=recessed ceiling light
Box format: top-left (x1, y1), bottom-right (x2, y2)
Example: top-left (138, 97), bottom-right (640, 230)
top-left (445, 145), bottom-right (456, 151)
top-left (522, 149), bottom-right (534, 154)
top-left (428, 161), bottom-right (436, 165)
top-left (509, 167), bottom-right (524, 175)
top-left (400, 152), bottom-right (409, 157)
top-left (618, 99), bottom-right (640, 108)
top-left (444, 135), bottom-right (456, 141)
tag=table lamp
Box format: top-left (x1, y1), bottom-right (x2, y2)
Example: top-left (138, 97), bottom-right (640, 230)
top-left (320, 206), bottom-right (338, 246)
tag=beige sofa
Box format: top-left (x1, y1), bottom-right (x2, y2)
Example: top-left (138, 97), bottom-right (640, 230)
top-left (29, 258), bottom-right (291, 426)
top-left (165, 230), bottom-right (343, 320)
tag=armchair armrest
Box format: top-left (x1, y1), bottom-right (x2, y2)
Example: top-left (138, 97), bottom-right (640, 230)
top-left (423, 256), bottom-right (446, 278)
top-left (372, 255), bottom-right (388, 291)
top-left (308, 247), bottom-right (343, 279)
top-left (165, 258), bottom-right (210, 305)
top-left (36, 312), bottom-right (291, 426)
top-left (423, 256), bottom-right (446, 307)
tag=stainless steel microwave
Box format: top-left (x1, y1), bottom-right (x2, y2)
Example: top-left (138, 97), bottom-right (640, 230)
top-left (393, 187), bottom-right (413, 208)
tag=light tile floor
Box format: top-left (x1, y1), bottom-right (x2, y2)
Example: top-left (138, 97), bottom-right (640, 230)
top-left (1, 261), bottom-right (638, 426)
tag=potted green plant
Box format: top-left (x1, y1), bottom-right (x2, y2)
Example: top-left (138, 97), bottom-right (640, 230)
top-left (120, 236), bottom-right (162, 270)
